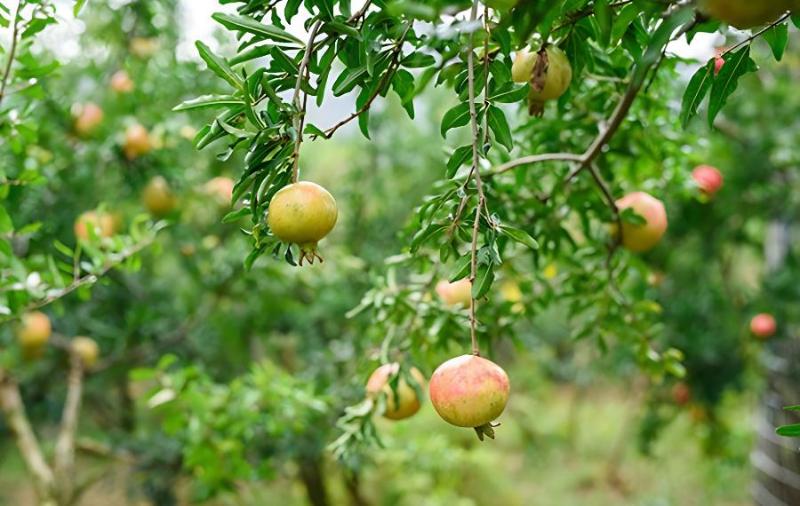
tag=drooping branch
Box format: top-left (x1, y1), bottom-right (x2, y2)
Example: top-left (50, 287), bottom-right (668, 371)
top-left (53, 353), bottom-right (85, 505)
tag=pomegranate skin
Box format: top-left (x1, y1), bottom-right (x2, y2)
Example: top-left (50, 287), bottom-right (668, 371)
top-left (429, 354), bottom-right (510, 428)
top-left (267, 181), bottom-right (337, 264)
top-left (750, 313), bottom-right (777, 339)
top-left (699, 0), bottom-right (793, 29)
top-left (614, 192), bottom-right (668, 253)
top-left (692, 165), bottom-right (723, 196)
top-left (435, 278), bottom-right (472, 307)
top-left (366, 363), bottom-right (426, 420)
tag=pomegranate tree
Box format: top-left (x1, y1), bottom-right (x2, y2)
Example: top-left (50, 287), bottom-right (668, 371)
top-left (692, 165), bottom-right (723, 198)
top-left (366, 363), bottom-right (426, 420)
top-left (512, 46), bottom-right (572, 116)
top-left (750, 313), bottom-right (777, 339)
top-left (614, 192), bottom-right (668, 253)
top-left (429, 354), bottom-right (510, 440)
top-left (699, 0), bottom-right (794, 29)
top-left (267, 181), bottom-right (338, 265)
top-left (435, 278), bottom-right (472, 307)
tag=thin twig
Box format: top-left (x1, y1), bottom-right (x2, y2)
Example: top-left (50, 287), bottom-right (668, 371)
top-left (291, 20), bottom-right (324, 183)
top-left (0, 0), bottom-right (21, 108)
top-left (720, 13), bottom-right (791, 58)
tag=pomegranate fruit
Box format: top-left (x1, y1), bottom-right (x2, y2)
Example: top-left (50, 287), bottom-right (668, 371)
top-left (750, 313), bottom-right (776, 339)
top-left (74, 211), bottom-right (116, 241)
top-left (142, 176), bottom-right (177, 217)
top-left (714, 56), bottom-right (725, 76)
top-left (512, 46), bottom-right (572, 116)
top-left (435, 278), bottom-right (472, 307)
top-left (692, 165), bottom-right (723, 197)
top-left (267, 181), bottom-right (338, 265)
top-left (130, 37), bottom-right (159, 58)
top-left (204, 176), bottom-right (235, 207)
top-left (71, 336), bottom-right (99, 368)
top-left (366, 363), bottom-right (426, 420)
top-left (110, 70), bottom-right (134, 93)
top-left (123, 123), bottom-right (152, 160)
top-left (74, 102), bottom-right (104, 136)
top-left (429, 354), bottom-right (510, 440)
top-left (699, 0), bottom-right (793, 29)
top-left (614, 192), bottom-right (668, 253)
top-left (671, 382), bottom-right (691, 406)
top-left (17, 311), bottom-right (52, 349)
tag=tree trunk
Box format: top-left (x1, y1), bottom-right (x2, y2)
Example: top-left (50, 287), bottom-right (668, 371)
top-left (344, 471), bottom-right (369, 506)
top-left (298, 457), bottom-right (329, 506)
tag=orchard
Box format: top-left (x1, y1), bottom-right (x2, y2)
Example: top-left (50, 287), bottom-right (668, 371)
top-left (1, 1), bottom-right (800, 505)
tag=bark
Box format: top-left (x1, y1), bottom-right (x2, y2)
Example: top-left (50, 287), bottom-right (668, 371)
top-left (0, 369), bottom-right (57, 504)
top-left (298, 457), bottom-right (329, 506)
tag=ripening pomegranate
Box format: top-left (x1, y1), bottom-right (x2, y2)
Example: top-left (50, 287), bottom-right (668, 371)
top-left (142, 176), bottom-right (177, 217)
top-left (74, 211), bottom-right (117, 241)
top-left (17, 311), bottom-right (52, 349)
top-left (110, 70), bottom-right (134, 93)
top-left (267, 181), bottom-right (338, 265)
top-left (204, 176), bottom-right (235, 208)
top-left (692, 165), bottom-right (723, 197)
top-left (512, 46), bottom-right (572, 116)
top-left (74, 102), bottom-right (104, 136)
top-left (123, 123), bottom-right (152, 160)
top-left (366, 363), bottom-right (426, 420)
top-left (699, 0), bottom-right (794, 29)
top-left (614, 192), bottom-right (668, 253)
top-left (750, 313), bottom-right (777, 339)
top-left (672, 382), bottom-right (691, 406)
top-left (435, 278), bottom-right (472, 308)
top-left (71, 336), bottom-right (99, 368)
top-left (429, 354), bottom-right (510, 440)
top-left (714, 56), bottom-right (725, 76)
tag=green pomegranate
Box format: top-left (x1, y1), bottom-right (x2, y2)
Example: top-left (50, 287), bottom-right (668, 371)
top-left (512, 46), bottom-right (572, 116)
top-left (699, 0), bottom-right (794, 28)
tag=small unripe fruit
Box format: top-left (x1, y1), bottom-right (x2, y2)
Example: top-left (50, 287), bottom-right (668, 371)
top-left (750, 313), bottom-right (776, 339)
top-left (17, 311), bottom-right (52, 349)
top-left (366, 363), bottom-right (426, 420)
top-left (435, 278), bottom-right (472, 308)
top-left (74, 103), bottom-right (104, 136)
top-left (512, 46), bottom-right (572, 116)
top-left (123, 123), bottom-right (152, 160)
top-left (699, 0), bottom-right (793, 29)
top-left (129, 37), bottom-right (159, 58)
top-left (142, 176), bottom-right (177, 217)
top-left (672, 382), bottom-right (691, 406)
top-left (74, 211), bottom-right (116, 241)
top-left (71, 336), bottom-right (99, 368)
top-left (204, 177), bottom-right (235, 207)
top-left (692, 165), bottom-right (723, 197)
top-left (429, 354), bottom-right (510, 439)
top-left (614, 192), bottom-right (668, 253)
top-left (267, 181), bottom-right (338, 265)
top-left (110, 70), bottom-right (134, 93)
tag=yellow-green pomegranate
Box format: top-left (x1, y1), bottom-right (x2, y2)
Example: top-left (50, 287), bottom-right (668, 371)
top-left (267, 181), bottom-right (338, 265)
top-left (699, 0), bottom-right (794, 29)
top-left (366, 363), bottom-right (426, 420)
top-left (512, 46), bottom-right (572, 116)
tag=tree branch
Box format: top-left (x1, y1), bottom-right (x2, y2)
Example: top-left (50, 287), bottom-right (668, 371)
top-left (0, 0), bottom-right (21, 108)
top-left (291, 19), bottom-right (324, 183)
top-left (0, 370), bottom-right (56, 503)
top-left (53, 353), bottom-right (85, 505)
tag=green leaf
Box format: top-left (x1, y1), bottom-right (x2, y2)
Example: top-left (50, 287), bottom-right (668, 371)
top-left (594, 0), bottom-right (612, 47)
top-left (74, 0), bottom-right (88, 16)
top-left (410, 223), bottom-right (447, 252)
top-left (489, 84), bottom-right (527, 103)
top-left (680, 61), bottom-right (714, 128)
top-left (499, 224), bottom-right (539, 250)
top-left (446, 145), bottom-right (473, 178)
top-left (0, 205), bottom-right (12, 234)
top-left (472, 264), bottom-right (494, 299)
top-left (222, 208), bottom-right (250, 223)
top-left (440, 102), bottom-right (470, 137)
top-left (173, 95), bottom-right (243, 111)
top-left (776, 424), bottom-right (800, 438)
top-left (762, 22), bottom-right (789, 61)
top-left (401, 53), bottom-right (435, 68)
top-left (211, 13), bottom-right (303, 45)
top-left (449, 255), bottom-right (472, 282)
top-left (707, 47), bottom-right (757, 128)
top-left (195, 41), bottom-right (243, 90)
top-left (487, 106), bottom-right (513, 151)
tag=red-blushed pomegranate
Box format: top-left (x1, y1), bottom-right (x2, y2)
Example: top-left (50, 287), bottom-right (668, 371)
top-left (124, 123), bottom-right (152, 160)
top-left (71, 336), bottom-right (99, 369)
top-left (750, 313), bottom-right (777, 339)
top-left (671, 382), bottom-right (691, 406)
top-left (74, 102), bottom-right (104, 136)
top-left (74, 210), bottom-right (117, 241)
top-left (699, 0), bottom-right (794, 29)
top-left (692, 165), bottom-right (723, 197)
top-left (17, 311), bottom-right (51, 349)
top-left (110, 70), bottom-right (134, 93)
top-left (435, 278), bottom-right (472, 307)
top-left (142, 176), bottom-right (177, 217)
top-left (512, 46), bottom-right (572, 116)
top-left (204, 176), bottom-right (235, 207)
top-left (429, 354), bottom-right (510, 440)
top-left (614, 192), bottom-right (668, 253)
top-left (267, 181), bottom-right (338, 265)
top-left (365, 363), bottom-right (426, 420)
top-left (714, 56), bottom-right (725, 76)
